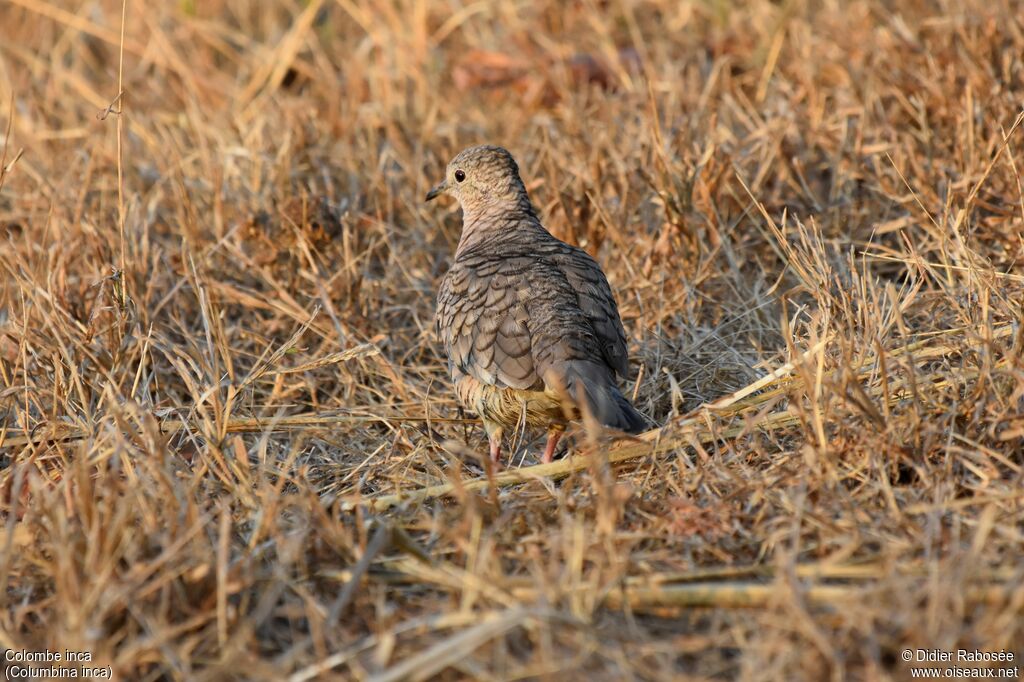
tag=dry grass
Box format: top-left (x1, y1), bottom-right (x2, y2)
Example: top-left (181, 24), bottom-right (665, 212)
top-left (1, 0), bottom-right (1023, 679)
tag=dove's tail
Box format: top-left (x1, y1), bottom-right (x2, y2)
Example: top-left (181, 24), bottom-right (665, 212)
top-left (560, 362), bottom-right (649, 434)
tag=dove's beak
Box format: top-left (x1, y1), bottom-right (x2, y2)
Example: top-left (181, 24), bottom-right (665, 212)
top-left (425, 180), bottom-right (447, 202)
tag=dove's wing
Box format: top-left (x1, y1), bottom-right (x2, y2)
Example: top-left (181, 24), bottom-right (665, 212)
top-left (437, 257), bottom-right (541, 391)
top-left (550, 245), bottom-right (631, 380)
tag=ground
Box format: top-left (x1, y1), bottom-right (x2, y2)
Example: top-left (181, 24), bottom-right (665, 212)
top-left (1, 0), bottom-right (1023, 680)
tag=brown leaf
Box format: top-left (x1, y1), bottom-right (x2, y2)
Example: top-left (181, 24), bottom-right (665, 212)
top-left (452, 48), bottom-right (529, 91)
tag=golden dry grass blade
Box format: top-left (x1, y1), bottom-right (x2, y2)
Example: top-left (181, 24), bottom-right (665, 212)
top-left (268, 342), bottom-right (380, 375)
top-left (602, 582), bottom-right (1013, 610)
top-left (367, 608), bottom-right (532, 682)
top-left (4, 0), bottom-right (147, 56)
top-left (237, 0), bottom-right (327, 114)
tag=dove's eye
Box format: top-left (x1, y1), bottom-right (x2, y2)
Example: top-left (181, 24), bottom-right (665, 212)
top-left (454, 170), bottom-right (466, 182)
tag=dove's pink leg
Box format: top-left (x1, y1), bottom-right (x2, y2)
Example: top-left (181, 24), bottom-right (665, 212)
top-left (485, 422), bottom-right (503, 466)
top-left (541, 427), bottom-right (564, 464)
top-left (489, 435), bottom-right (502, 465)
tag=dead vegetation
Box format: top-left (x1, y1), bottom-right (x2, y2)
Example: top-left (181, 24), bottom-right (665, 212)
top-left (1, 0), bottom-right (1023, 679)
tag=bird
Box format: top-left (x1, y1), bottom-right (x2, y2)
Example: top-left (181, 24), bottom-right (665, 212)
top-left (426, 144), bottom-right (647, 466)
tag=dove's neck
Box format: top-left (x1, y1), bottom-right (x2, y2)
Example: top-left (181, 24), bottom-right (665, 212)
top-left (456, 199), bottom-right (546, 257)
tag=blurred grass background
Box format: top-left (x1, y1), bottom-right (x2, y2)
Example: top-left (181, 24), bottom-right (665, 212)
top-left (1, 0), bottom-right (1023, 679)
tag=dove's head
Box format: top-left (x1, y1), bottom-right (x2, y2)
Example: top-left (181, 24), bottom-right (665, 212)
top-left (425, 145), bottom-right (531, 217)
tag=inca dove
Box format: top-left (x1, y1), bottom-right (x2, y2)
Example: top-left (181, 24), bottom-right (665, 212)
top-left (427, 145), bottom-right (647, 465)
